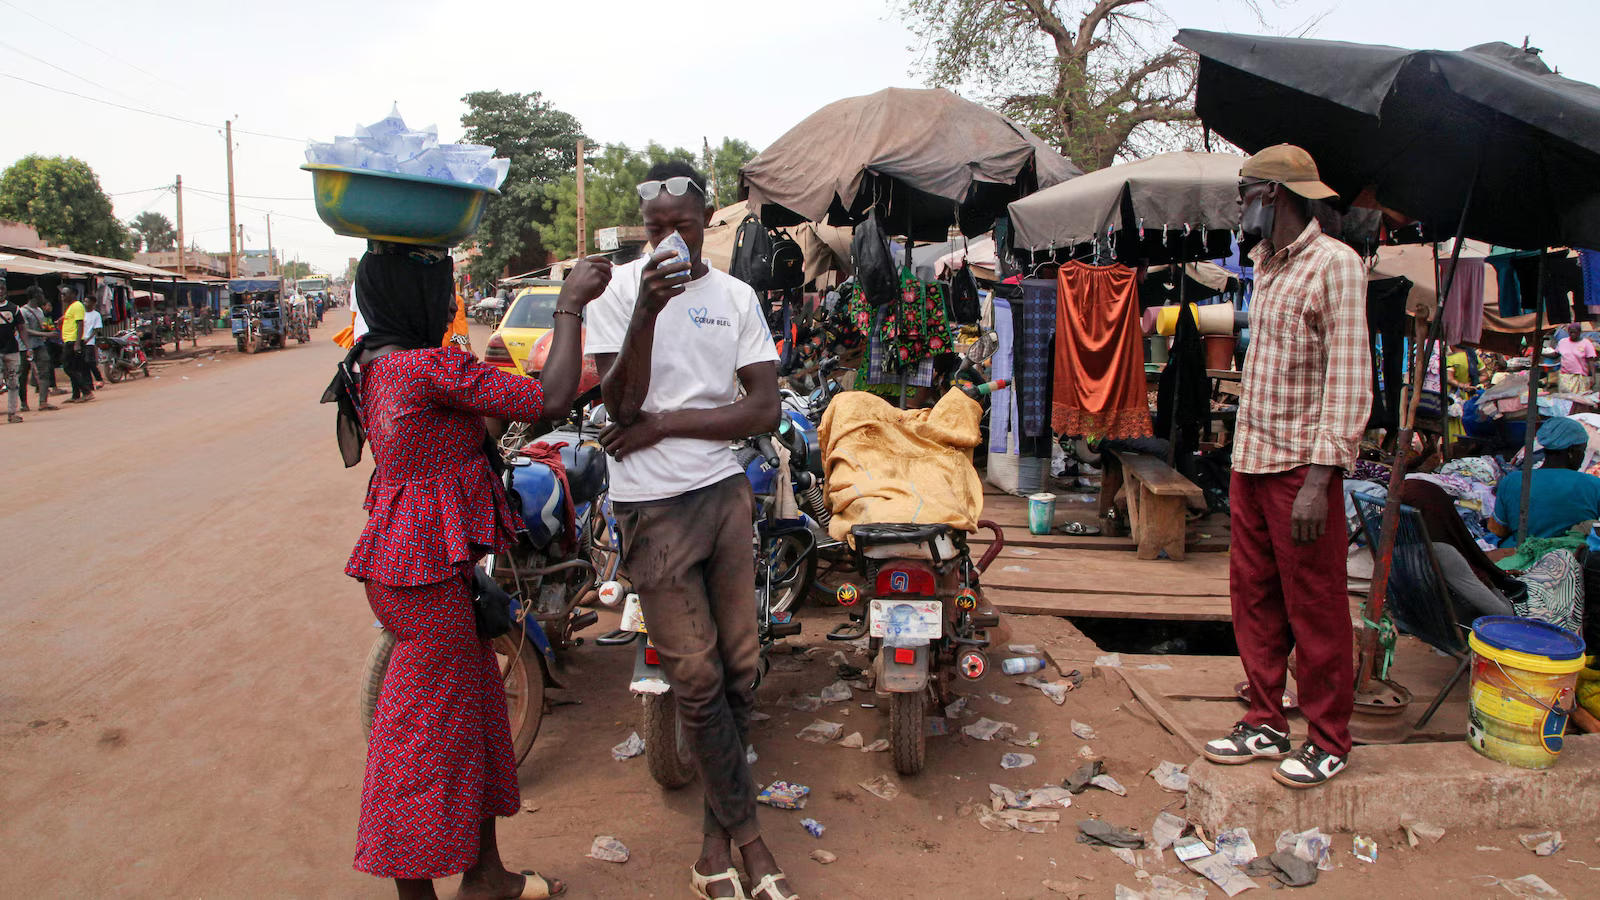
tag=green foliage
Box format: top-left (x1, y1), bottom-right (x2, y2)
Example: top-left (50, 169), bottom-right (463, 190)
top-left (708, 137), bottom-right (758, 209)
top-left (129, 211), bottom-right (176, 253)
top-left (280, 260), bottom-right (314, 281)
top-left (0, 154), bottom-right (132, 258)
top-left (458, 90), bottom-right (587, 284)
top-left (898, 0), bottom-right (1200, 171)
top-left (534, 142), bottom-right (700, 262)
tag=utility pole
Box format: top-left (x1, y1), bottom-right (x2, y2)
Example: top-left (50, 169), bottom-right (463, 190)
top-left (174, 175), bottom-right (186, 277)
top-left (575, 139), bottom-right (587, 258)
top-left (266, 213), bottom-right (274, 276)
top-left (225, 119), bottom-right (238, 278)
top-left (704, 137), bottom-right (717, 207)
top-left (237, 224), bottom-right (245, 274)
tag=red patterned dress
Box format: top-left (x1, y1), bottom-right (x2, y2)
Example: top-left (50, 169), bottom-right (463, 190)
top-left (348, 347), bottom-right (543, 880)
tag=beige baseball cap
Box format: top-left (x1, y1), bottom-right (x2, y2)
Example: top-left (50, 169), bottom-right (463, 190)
top-left (1240, 144), bottom-right (1338, 200)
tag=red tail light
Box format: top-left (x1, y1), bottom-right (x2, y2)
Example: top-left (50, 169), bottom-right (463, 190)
top-left (893, 647), bottom-right (916, 665)
top-left (644, 647), bottom-right (660, 666)
top-left (485, 334), bottom-right (517, 369)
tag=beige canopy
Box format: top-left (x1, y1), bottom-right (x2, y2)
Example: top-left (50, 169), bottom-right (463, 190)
top-left (702, 201), bottom-right (853, 285)
top-left (1008, 151), bottom-right (1245, 252)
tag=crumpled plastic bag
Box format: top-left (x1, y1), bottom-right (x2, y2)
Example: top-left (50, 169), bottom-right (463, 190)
top-left (1077, 819), bottom-right (1145, 849)
top-left (795, 720), bottom-right (843, 744)
top-left (587, 835), bottom-right (629, 863)
top-left (611, 732), bottom-right (644, 761)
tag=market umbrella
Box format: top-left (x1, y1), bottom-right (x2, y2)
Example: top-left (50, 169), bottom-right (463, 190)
top-left (1007, 151), bottom-right (1244, 254)
top-left (740, 87), bottom-right (1081, 240)
top-left (1174, 30), bottom-right (1600, 251)
top-left (1176, 29), bottom-right (1600, 699)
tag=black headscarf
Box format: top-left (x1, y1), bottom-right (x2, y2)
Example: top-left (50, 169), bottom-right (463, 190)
top-left (321, 244), bottom-right (455, 467)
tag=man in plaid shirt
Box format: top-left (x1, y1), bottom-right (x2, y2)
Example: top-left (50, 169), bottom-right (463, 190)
top-left (1202, 146), bottom-right (1370, 788)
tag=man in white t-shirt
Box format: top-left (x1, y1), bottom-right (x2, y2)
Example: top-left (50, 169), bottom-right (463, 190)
top-left (82, 300), bottom-right (105, 387)
top-left (587, 161), bottom-right (790, 900)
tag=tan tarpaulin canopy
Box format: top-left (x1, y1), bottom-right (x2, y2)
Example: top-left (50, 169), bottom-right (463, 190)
top-left (1008, 151), bottom-right (1245, 252)
top-left (702, 201), bottom-right (853, 285)
top-left (741, 87), bottom-right (1079, 237)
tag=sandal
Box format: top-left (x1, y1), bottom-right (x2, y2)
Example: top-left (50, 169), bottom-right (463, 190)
top-left (691, 865), bottom-right (748, 899)
top-left (749, 873), bottom-right (798, 900)
top-left (515, 871), bottom-right (565, 899)
top-left (1057, 522), bottom-right (1102, 536)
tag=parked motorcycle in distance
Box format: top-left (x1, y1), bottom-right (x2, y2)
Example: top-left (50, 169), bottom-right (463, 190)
top-left (99, 330), bottom-right (150, 382)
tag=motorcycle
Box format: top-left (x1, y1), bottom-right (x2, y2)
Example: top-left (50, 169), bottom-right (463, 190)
top-left (357, 435), bottom-right (609, 767)
top-left (598, 429), bottom-right (816, 788)
top-left (820, 380), bottom-right (1009, 775)
top-left (98, 330), bottom-right (150, 382)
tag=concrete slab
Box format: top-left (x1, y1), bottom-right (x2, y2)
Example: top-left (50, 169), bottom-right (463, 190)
top-left (1187, 734), bottom-right (1600, 836)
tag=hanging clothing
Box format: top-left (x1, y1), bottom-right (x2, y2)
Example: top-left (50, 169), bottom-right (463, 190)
top-left (1581, 250), bottom-right (1600, 316)
top-left (1018, 278), bottom-right (1057, 436)
top-left (1439, 258), bottom-right (1485, 346)
top-left (990, 296), bottom-right (1015, 454)
top-left (1154, 301), bottom-right (1207, 467)
top-left (1488, 253), bottom-right (1525, 316)
top-left (1366, 276), bottom-right (1412, 431)
top-left (1050, 261), bottom-right (1152, 439)
top-left (848, 285), bottom-right (935, 393)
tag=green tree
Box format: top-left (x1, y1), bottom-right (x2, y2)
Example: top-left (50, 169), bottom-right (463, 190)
top-left (458, 90), bottom-right (587, 283)
top-left (129, 211), bottom-right (177, 253)
top-left (899, 0), bottom-right (1205, 170)
top-left (534, 142), bottom-right (699, 261)
top-left (707, 137), bottom-right (758, 209)
top-left (280, 260), bottom-right (313, 281)
top-left (0, 154), bottom-right (132, 258)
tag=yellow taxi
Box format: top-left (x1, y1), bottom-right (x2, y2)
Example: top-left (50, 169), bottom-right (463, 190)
top-left (485, 284), bottom-right (562, 375)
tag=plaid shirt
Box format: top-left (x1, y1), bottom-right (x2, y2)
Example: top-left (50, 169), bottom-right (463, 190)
top-left (1235, 219), bottom-right (1371, 475)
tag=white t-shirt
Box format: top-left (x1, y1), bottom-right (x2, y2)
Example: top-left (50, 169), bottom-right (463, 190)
top-left (586, 257), bottom-right (780, 502)
top-left (83, 309), bottom-right (103, 339)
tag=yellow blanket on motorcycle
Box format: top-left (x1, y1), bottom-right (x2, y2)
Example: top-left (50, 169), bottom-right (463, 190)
top-left (817, 389), bottom-right (985, 545)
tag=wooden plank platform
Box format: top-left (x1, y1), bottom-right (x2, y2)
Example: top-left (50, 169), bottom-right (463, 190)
top-left (1049, 634), bottom-right (1471, 748)
top-left (991, 591), bottom-right (1232, 621)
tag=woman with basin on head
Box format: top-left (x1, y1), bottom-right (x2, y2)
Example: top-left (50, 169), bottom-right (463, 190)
top-left (326, 241), bottom-right (612, 900)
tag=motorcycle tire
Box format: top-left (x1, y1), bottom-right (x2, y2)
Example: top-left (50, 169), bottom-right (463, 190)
top-left (360, 629), bottom-right (545, 768)
top-left (765, 531), bottom-right (818, 619)
top-left (236, 337), bottom-right (247, 354)
top-left (642, 689), bottom-right (697, 789)
top-left (889, 689), bottom-right (927, 775)
top-left (107, 362), bottom-right (125, 384)
top-left (140, 363), bottom-right (150, 378)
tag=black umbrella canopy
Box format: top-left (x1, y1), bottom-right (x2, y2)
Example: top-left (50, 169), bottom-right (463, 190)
top-left (1174, 30), bottom-right (1600, 251)
top-left (740, 87), bottom-right (1082, 240)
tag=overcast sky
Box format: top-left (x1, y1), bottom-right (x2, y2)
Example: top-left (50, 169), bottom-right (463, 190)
top-left (2, 0), bottom-right (1593, 273)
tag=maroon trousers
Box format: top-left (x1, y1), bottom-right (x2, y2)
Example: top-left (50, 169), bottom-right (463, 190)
top-left (1229, 467), bottom-right (1353, 756)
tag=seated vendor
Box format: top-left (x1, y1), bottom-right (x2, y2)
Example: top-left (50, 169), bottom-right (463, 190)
top-left (1489, 416), bottom-right (1600, 547)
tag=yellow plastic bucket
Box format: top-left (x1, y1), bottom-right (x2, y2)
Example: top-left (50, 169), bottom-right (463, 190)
top-left (1466, 617), bottom-right (1586, 769)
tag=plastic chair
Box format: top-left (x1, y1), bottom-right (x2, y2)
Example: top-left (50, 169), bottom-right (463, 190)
top-left (1351, 492), bottom-right (1473, 729)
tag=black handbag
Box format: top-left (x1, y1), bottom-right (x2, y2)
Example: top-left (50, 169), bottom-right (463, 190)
top-left (851, 210), bottom-right (899, 308)
top-left (470, 567), bottom-right (516, 641)
top-left (949, 265), bottom-right (981, 324)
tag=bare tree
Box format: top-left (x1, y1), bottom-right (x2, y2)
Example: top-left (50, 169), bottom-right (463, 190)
top-left (901, 1), bottom-right (1217, 171)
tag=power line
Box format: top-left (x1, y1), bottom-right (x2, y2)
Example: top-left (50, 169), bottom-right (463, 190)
top-left (108, 186), bottom-right (172, 196)
top-left (185, 186), bottom-right (316, 203)
top-left (0, 0), bottom-right (175, 91)
top-left (0, 38), bottom-right (166, 117)
top-left (0, 69), bottom-right (304, 143)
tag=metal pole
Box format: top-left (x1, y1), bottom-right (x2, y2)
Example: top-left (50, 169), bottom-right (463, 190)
top-left (225, 120), bottom-right (238, 278)
top-left (174, 175), bottom-right (186, 277)
top-left (575, 139), bottom-right (587, 258)
top-left (266, 214), bottom-right (274, 277)
top-left (1357, 161), bottom-right (1480, 693)
top-left (1516, 251), bottom-right (1548, 546)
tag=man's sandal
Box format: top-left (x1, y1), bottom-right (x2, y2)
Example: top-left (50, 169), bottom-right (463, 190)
top-left (515, 871), bottom-right (565, 898)
top-left (750, 873), bottom-right (798, 900)
top-left (691, 865), bottom-right (748, 899)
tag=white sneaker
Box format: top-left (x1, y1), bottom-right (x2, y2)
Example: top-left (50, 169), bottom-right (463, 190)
top-left (1273, 741), bottom-right (1348, 788)
top-left (1203, 722), bottom-right (1291, 764)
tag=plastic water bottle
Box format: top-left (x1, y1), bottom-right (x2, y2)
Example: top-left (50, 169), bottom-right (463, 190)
top-left (1001, 656), bottom-right (1046, 676)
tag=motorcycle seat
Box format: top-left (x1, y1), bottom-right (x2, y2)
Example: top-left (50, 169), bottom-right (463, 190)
top-left (558, 443), bottom-right (608, 505)
top-left (851, 523), bottom-right (952, 546)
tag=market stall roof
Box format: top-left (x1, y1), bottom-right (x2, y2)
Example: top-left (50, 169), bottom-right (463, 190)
top-left (1008, 151), bottom-right (1244, 252)
top-left (0, 253), bottom-right (117, 277)
top-left (741, 87), bottom-right (1081, 240)
top-left (1174, 30), bottom-right (1600, 250)
top-left (0, 244), bottom-right (184, 278)
top-left (702, 201), bottom-right (853, 283)
top-left (228, 278), bottom-right (284, 292)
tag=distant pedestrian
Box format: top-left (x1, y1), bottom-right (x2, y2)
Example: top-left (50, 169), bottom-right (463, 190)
top-left (18, 286), bottom-right (59, 412)
top-left (83, 296), bottom-right (106, 388)
top-left (1, 272), bottom-right (23, 423)
top-left (59, 285), bottom-right (94, 403)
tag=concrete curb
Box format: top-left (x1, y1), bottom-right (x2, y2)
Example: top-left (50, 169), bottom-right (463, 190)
top-left (1186, 734), bottom-right (1600, 835)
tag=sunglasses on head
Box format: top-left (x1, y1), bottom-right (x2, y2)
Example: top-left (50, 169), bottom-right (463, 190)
top-left (637, 176), bottom-right (712, 206)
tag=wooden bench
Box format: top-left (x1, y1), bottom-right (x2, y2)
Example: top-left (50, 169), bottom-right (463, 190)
top-left (1098, 450), bottom-right (1207, 560)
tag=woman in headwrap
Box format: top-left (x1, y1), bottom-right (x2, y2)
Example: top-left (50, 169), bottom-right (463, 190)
top-left (328, 243), bottom-right (611, 900)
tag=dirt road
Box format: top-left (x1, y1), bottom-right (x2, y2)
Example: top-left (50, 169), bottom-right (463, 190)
top-left (1, 327), bottom-right (1589, 899)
